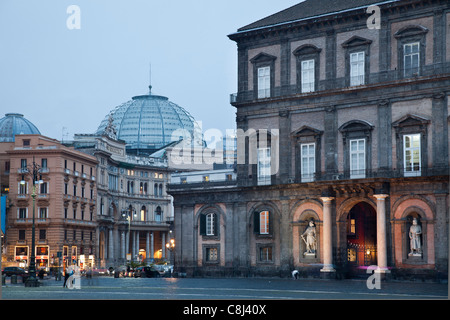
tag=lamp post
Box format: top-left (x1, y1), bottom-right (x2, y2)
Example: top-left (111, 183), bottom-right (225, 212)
top-left (121, 206), bottom-right (136, 262)
top-left (165, 237), bottom-right (175, 277)
top-left (21, 157), bottom-right (43, 287)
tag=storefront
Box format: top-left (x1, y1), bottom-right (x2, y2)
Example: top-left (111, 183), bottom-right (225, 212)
top-left (36, 246), bottom-right (49, 270)
top-left (14, 246), bottom-right (28, 268)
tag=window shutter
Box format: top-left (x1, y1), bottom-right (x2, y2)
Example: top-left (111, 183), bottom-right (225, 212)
top-left (213, 213), bottom-right (218, 236)
top-left (253, 211), bottom-right (260, 233)
top-left (199, 214), bottom-right (206, 235)
top-left (268, 211), bottom-right (273, 235)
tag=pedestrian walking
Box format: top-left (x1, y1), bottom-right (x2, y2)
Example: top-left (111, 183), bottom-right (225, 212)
top-left (63, 266), bottom-right (72, 288)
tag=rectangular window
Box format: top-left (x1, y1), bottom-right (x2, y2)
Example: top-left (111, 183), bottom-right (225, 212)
top-left (301, 143), bottom-right (315, 182)
top-left (19, 230), bottom-right (26, 240)
top-left (350, 139), bottom-right (366, 178)
top-left (350, 52), bottom-right (365, 86)
top-left (257, 147), bottom-right (271, 186)
top-left (259, 211), bottom-right (270, 235)
top-left (301, 59), bottom-right (315, 93)
top-left (18, 208), bottom-right (27, 219)
top-left (206, 248), bottom-right (218, 262)
top-left (20, 159), bottom-right (27, 169)
top-left (39, 229), bottom-right (46, 240)
top-left (19, 182), bottom-right (27, 195)
top-left (259, 246), bottom-right (272, 262)
top-left (404, 134), bottom-right (421, 176)
top-left (41, 158), bottom-right (47, 169)
top-left (257, 66), bottom-right (271, 99)
top-left (40, 182), bottom-right (48, 194)
top-left (39, 208), bottom-right (47, 219)
top-left (404, 42), bottom-right (420, 77)
top-left (206, 214), bottom-right (215, 236)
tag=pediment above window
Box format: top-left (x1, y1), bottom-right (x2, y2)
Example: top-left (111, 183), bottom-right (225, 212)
top-left (293, 44), bottom-right (322, 56)
top-left (292, 125), bottom-right (323, 138)
top-left (339, 120), bottom-right (374, 133)
top-left (341, 36), bottom-right (372, 48)
top-left (392, 114), bottom-right (430, 128)
top-left (250, 52), bottom-right (277, 64)
top-left (394, 25), bottom-right (428, 39)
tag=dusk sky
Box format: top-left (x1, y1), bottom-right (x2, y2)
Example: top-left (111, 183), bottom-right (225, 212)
top-left (0, 0), bottom-right (301, 143)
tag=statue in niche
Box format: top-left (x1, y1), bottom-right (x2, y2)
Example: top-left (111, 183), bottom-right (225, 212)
top-left (301, 220), bottom-right (317, 255)
top-left (408, 217), bottom-right (422, 256)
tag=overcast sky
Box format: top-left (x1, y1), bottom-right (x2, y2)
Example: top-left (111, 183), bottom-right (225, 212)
top-left (0, 0), bottom-right (301, 143)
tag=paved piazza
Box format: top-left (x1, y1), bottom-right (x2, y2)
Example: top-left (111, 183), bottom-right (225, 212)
top-left (1, 276), bottom-right (447, 300)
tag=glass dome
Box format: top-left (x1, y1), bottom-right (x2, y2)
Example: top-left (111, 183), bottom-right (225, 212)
top-left (96, 87), bottom-right (201, 153)
top-left (0, 113), bottom-right (41, 142)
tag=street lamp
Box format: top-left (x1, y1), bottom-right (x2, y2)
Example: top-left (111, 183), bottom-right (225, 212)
top-left (21, 157), bottom-right (43, 287)
top-left (121, 206), bottom-right (136, 261)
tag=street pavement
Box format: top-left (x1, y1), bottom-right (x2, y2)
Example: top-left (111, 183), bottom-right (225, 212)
top-left (1, 275), bottom-right (448, 300)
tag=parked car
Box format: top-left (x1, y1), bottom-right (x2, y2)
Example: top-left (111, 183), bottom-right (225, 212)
top-left (134, 266), bottom-right (160, 278)
top-left (153, 264), bottom-right (174, 275)
top-left (2, 267), bottom-right (29, 278)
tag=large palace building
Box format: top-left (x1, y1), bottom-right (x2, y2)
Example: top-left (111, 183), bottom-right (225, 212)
top-left (168, 0), bottom-right (449, 280)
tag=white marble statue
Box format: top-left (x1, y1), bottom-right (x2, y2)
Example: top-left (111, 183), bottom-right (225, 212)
top-left (409, 218), bottom-right (422, 255)
top-left (301, 221), bottom-right (317, 254)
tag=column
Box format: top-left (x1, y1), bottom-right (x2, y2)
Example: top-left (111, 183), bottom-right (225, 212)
top-left (121, 231), bottom-right (125, 260)
top-left (320, 197), bottom-right (335, 273)
top-left (125, 230), bottom-right (129, 259)
top-left (135, 231), bottom-right (140, 261)
top-left (108, 228), bottom-right (114, 262)
top-left (374, 194), bottom-right (390, 273)
top-left (150, 232), bottom-right (154, 261)
top-left (132, 231), bottom-right (136, 261)
top-left (146, 232), bottom-right (150, 264)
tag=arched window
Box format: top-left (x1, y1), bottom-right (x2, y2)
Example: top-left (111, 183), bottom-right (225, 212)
top-left (199, 212), bottom-right (218, 236)
top-left (140, 206), bottom-right (146, 221)
top-left (253, 210), bottom-right (273, 235)
top-left (155, 206), bottom-right (162, 222)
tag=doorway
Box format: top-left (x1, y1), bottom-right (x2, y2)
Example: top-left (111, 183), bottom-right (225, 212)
top-left (346, 202), bottom-right (377, 275)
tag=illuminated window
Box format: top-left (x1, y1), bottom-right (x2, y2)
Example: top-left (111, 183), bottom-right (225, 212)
top-left (260, 211), bottom-right (269, 235)
top-left (347, 248), bottom-right (357, 262)
top-left (206, 248), bottom-right (218, 261)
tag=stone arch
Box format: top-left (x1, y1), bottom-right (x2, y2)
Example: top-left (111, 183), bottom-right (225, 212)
top-left (337, 196), bottom-right (377, 222)
top-left (194, 204), bottom-right (227, 268)
top-left (391, 196), bottom-right (435, 267)
top-left (291, 200), bottom-right (323, 266)
top-left (248, 201), bottom-right (281, 268)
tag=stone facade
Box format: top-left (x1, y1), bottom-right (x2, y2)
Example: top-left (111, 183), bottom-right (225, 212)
top-left (3, 134), bottom-right (98, 270)
top-left (72, 133), bottom-right (174, 268)
top-left (168, 0), bottom-right (449, 280)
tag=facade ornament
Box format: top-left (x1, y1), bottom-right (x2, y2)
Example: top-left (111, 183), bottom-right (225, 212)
top-left (301, 220), bottom-right (317, 255)
top-left (104, 114), bottom-right (117, 140)
top-left (408, 218), bottom-right (422, 256)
